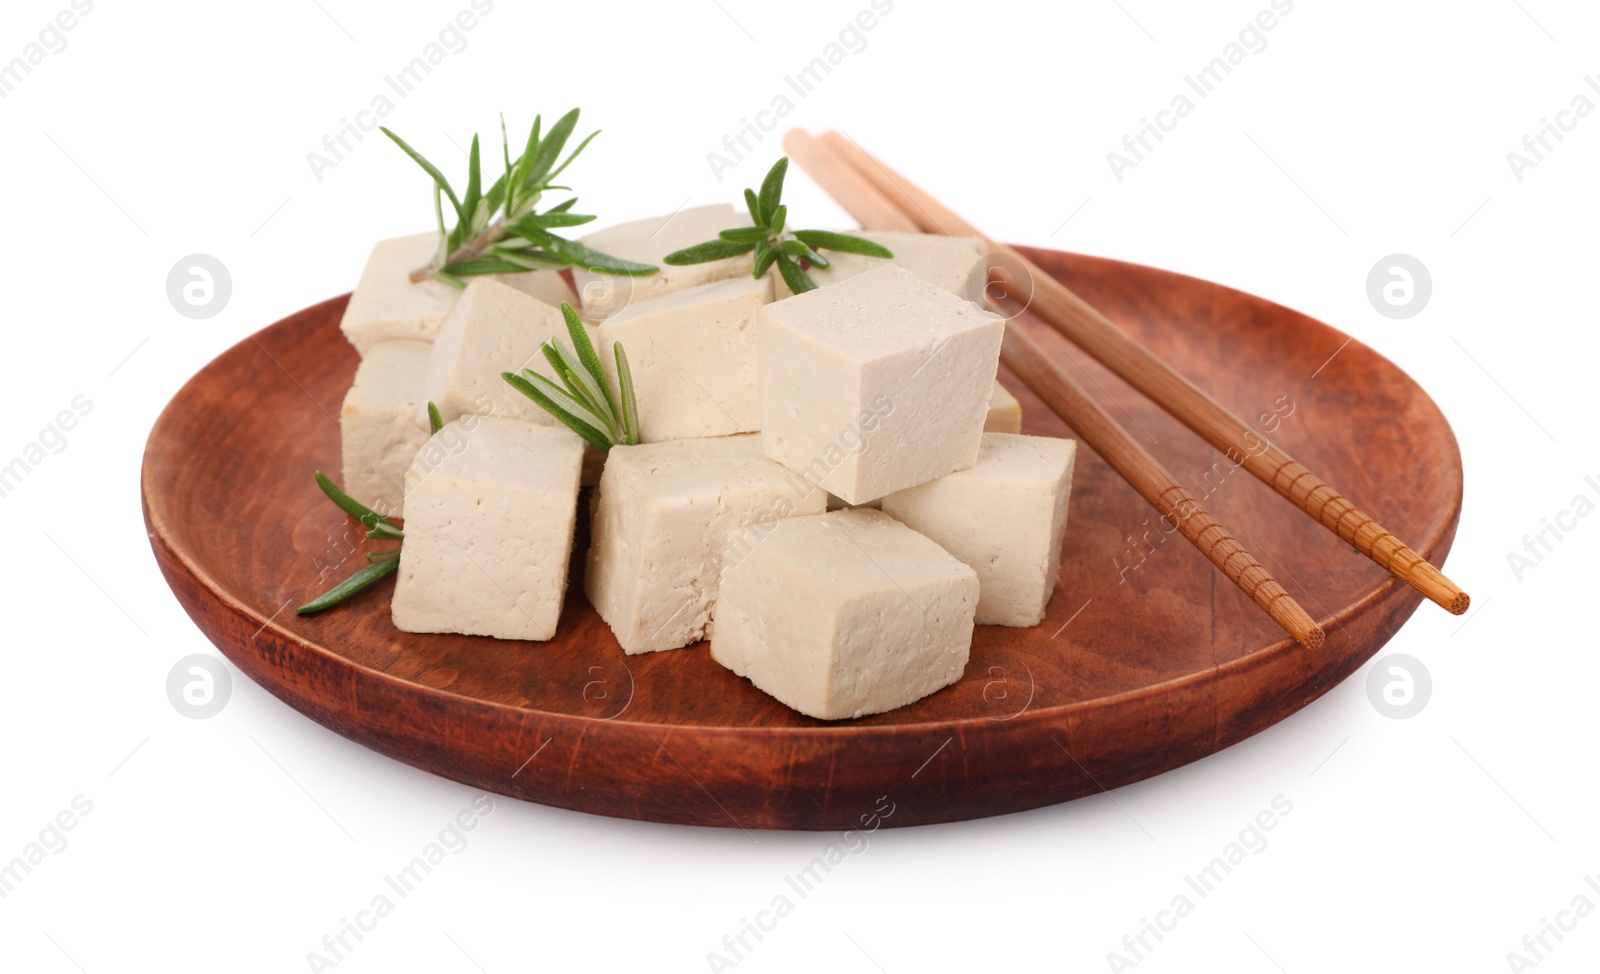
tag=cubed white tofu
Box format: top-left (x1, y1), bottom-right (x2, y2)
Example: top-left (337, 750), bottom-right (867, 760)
top-left (339, 231), bottom-right (572, 354)
top-left (777, 231), bottom-right (989, 304)
top-left (586, 434), bottom-right (825, 654)
top-left (571, 204), bottom-right (754, 319)
top-left (494, 266), bottom-right (576, 309)
top-left (882, 433), bottom-right (1077, 627)
top-left (985, 380), bottom-right (1022, 433)
top-left (825, 493), bottom-right (880, 511)
top-left (757, 263), bottom-right (1005, 505)
top-left (339, 339), bottom-right (432, 518)
top-left (391, 418), bottom-right (584, 641)
top-left (711, 508), bottom-right (978, 720)
top-left (597, 275), bottom-right (771, 442)
top-left (419, 277), bottom-right (581, 427)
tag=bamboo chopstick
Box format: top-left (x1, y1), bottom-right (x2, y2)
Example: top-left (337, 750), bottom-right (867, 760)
top-left (784, 130), bottom-right (1325, 650)
top-left (801, 129), bottom-right (1469, 616)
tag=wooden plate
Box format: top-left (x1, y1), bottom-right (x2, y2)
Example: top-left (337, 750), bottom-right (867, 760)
top-left (141, 247), bottom-right (1462, 831)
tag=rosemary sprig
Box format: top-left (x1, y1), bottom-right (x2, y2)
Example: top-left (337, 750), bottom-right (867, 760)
top-left (298, 472), bottom-right (405, 615)
top-left (381, 109), bottom-right (660, 287)
top-left (661, 157), bottom-right (893, 294)
top-left (503, 302), bottom-right (640, 450)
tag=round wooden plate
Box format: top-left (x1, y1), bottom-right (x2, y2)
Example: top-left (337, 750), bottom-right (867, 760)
top-left (141, 246), bottom-right (1462, 831)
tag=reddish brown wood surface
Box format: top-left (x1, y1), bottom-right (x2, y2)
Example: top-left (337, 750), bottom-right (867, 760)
top-left (140, 247), bottom-right (1462, 830)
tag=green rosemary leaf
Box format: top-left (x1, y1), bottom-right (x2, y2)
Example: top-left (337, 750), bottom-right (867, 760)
top-left (381, 127), bottom-right (462, 222)
top-left (314, 471), bottom-right (401, 533)
top-left (540, 343), bottom-right (612, 431)
top-left (662, 239), bottom-right (757, 265)
top-left (502, 372), bottom-right (614, 450)
top-left (778, 238), bottom-right (812, 258)
top-left (538, 341), bottom-right (578, 389)
top-left (792, 230), bottom-right (894, 258)
top-left (447, 257), bottom-right (536, 276)
top-left (547, 128), bottom-right (600, 183)
top-left (527, 114), bottom-right (543, 158)
top-left (297, 557), bottom-right (399, 615)
top-left (744, 188), bottom-right (763, 226)
top-left (719, 226), bottom-right (771, 245)
top-left (531, 231), bottom-right (659, 275)
top-left (752, 240), bottom-right (777, 278)
top-left (523, 210), bottom-right (597, 229)
top-left (431, 184), bottom-right (452, 268)
top-left (523, 108), bottom-right (580, 190)
top-left (776, 254), bottom-right (816, 294)
top-left (498, 114), bottom-right (513, 213)
top-left (485, 173), bottom-right (510, 218)
top-left (393, 111), bottom-right (646, 284)
top-left (536, 348), bottom-right (588, 415)
top-left (487, 247), bottom-right (572, 269)
top-left (615, 342), bottom-right (640, 446)
top-left (802, 248), bottom-right (829, 269)
top-left (366, 520), bottom-right (406, 541)
top-left (461, 134), bottom-right (483, 234)
top-left (560, 303), bottom-right (621, 424)
top-left (506, 113), bottom-right (542, 200)
top-left (523, 366), bottom-right (612, 437)
top-left (758, 157), bottom-right (787, 228)
top-left (769, 203), bottom-right (787, 235)
top-left (427, 402), bottom-right (444, 435)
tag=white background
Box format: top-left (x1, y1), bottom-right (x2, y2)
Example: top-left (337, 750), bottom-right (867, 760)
top-left (1, 0), bottom-right (1595, 971)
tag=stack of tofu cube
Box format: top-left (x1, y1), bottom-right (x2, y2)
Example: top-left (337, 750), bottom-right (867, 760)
top-left (334, 207), bottom-right (1075, 720)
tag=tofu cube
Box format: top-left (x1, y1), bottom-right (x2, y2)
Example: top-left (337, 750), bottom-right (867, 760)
top-left (985, 380), bottom-right (1022, 433)
top-left (420, 277), bottom-right (581, 427)
top-left (495, 266), bottom-right (576, 310)
top-left (711, 509), bottom-right (978, 720)
top-left (825, 493), bottom-right (880, 511)
top-left (339, 339), bottom-right (432, 518)
top-left (778, 230), bottom-right (989, 304)
top-left (597, 275), bottom-right (771, 442)
top-left (757, 263), bottom-right (1005, 505)
top-left (391, 418), bottom-right (584, 641)
top-left (586, 434), bottom-right (825, 654)
top-left (339, 231), bottom-right (572, 355)
top-left (882, 433), bottom-right (1077, 627)
top-left (571, 204), bottom-right (754, 319)
top-left (833, 379), bottom-right (1024, 515)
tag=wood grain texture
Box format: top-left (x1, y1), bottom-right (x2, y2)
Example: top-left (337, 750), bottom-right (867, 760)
top-left (140, 247), bottom-right (1463, 830)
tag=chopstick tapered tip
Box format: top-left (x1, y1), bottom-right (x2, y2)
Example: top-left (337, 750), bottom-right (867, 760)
top-left (781, 128), bottom-right (814, 153)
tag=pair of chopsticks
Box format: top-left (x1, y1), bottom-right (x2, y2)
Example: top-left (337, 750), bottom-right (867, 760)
top-left (784, 129), bottom-right (1470, 649)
